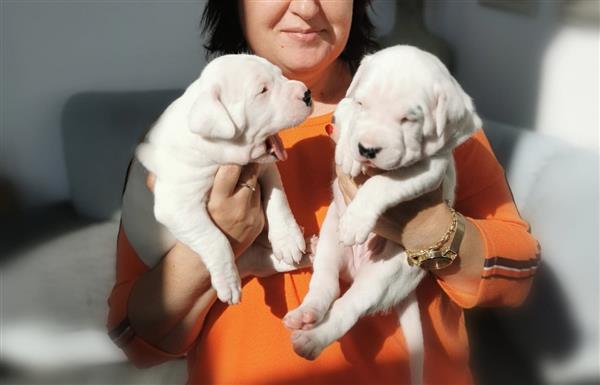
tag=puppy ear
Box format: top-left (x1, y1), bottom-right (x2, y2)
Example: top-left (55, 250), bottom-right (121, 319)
top-left (432, 83), bottom-right (449, 138)
top-left (432, 80), bottom-right (481, 144)
top-left (420, 100), bottom-right (435, 138)
top-left (460, 88), bottom-right (482, 135)
top-left (454, 91), bottom-right (482, 148)
top-left (346, 55), bottom-right (372, 97)
top-left (188, 84), bottom-right (240, 140)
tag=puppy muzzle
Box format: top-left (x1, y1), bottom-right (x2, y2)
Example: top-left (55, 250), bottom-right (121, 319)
top-left (357, 143), bottom-right (382, 160)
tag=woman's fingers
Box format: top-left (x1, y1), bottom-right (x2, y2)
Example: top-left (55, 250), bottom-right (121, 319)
top-left (146, 172), bottom-right (156, 192)
top-left (233, 163), bottom-right (261, 199)
top-left (335, 166), bottom-right (358, 204)
top-left (336, 165), bottom-right (386, 205)
top-left (211, 164), bottom-right (244, 198)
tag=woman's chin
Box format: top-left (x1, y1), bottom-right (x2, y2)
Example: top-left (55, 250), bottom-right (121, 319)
top-left (276, 47), bottom-right (336, 75)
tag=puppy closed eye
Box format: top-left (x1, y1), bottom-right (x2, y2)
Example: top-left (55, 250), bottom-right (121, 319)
top-left (258, 86), bottom-right (268, 95)
top-left (401, 108), bottom-right (422, 124)
top-left (400, 116), bottom-right (417, 124)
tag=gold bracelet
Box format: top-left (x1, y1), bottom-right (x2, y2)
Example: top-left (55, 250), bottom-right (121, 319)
top-left (406, 206), bottom-right (458, 266)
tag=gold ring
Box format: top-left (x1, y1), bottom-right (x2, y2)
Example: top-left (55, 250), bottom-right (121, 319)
top-left (239, 182), bottom-right (256, 192)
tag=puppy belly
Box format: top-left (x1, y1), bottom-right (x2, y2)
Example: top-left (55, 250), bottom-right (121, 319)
top-left (341, 233), bottom-right (385, 279)
top-left (332, 182), bottom-right (387, 279)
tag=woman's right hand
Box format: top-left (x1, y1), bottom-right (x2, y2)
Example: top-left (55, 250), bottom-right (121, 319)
top-left (146, 163), bottom-right (265, 258)
top-left (206, 164), bottom-right (266, 257)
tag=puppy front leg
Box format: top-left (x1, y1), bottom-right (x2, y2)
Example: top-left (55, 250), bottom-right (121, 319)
top-left (260, 163), bottom-right (305, 264)
top-left (236, 241), bottom-right (314, 278)
top-left (284, 192), bottom-right (345, 331)
top-left (153, 181), bottom-right (241, 304)
top-left (339, 154), bottom-right (451, 245)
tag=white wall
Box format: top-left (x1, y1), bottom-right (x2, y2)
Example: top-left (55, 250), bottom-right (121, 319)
top-left (424, 0), bottom-right (598, 148)
top-left (534, 24), bottom-right (599, 149)
top-left (1, 0), bottom-right (208, 208)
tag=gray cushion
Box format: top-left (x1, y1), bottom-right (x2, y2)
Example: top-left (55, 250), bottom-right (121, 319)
top-left (482, 120), bottom-right (600, 384)
top-left (61, 90), bottom-right (182, 220)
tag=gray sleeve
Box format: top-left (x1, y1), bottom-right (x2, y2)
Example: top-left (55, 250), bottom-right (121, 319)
top-left (120, 159), bottom-right (176, 267)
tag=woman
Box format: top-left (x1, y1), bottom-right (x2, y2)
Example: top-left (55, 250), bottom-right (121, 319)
top-left (107, 1), bottom-right (540, 384)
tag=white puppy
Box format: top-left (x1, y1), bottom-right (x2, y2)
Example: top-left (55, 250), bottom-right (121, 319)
top-left (284, 46), bottom-right (481, 384)
top-left (123, 54), bottom-right (312, 305)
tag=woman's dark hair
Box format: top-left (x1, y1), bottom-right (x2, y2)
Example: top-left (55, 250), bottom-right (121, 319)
top-left (200, 0), bottom-right (379, 72)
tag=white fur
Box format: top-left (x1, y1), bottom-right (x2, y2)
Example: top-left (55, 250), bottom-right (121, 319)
top-left (122, 54), bottom-right (312, 304)
top-left (285, 45), bottom-right (481, 384)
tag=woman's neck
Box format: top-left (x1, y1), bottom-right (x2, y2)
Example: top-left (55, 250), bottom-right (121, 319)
top-left (290, 59), bottom-right (352, 117)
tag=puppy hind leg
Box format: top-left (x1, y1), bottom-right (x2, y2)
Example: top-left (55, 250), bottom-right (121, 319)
top-left (398, 292), bottom-right (424, 385)
top-left (291, 255), bottom-right (405, 360)
top-left (284, 202), bottom-right (344, 331)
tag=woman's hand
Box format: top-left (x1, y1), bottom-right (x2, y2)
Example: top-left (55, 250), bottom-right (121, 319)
top-left (335, 165), bottom-right (452, 251)
top-left (146, 164), bottom-right (265, 257)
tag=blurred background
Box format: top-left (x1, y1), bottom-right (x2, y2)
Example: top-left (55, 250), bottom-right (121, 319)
top-left (1, 0), bottom-right (598, 384)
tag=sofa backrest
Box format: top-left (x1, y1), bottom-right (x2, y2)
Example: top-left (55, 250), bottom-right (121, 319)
top-left (61, 90), bottom-right (182, 220)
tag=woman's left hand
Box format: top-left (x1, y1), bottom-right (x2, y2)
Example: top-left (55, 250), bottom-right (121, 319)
top-left (336, 165), bottom-right (485, 295)
top-left (335, 165), bottom-right (453, 251)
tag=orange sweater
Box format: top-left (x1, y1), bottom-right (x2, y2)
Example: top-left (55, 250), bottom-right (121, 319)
top-left (107, 113), bottom-right (540, 385)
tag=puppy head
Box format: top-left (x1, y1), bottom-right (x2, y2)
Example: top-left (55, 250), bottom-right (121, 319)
top-left (336, 45), bottom-right (481, 171)
top-left (188, 54), bottom-right (313, 164)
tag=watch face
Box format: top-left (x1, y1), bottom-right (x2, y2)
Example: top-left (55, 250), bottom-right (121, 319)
top-left (421, 257), bottom-right (453, 270)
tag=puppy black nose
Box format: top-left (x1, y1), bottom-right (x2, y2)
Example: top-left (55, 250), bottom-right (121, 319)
top-left (303, 89), bottom-right (312, 107)
top-left (358, 143), bottom-right (382, 159)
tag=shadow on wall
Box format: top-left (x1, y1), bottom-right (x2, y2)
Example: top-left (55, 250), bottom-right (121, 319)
top-left (467, 263), bottom-right (580, 385)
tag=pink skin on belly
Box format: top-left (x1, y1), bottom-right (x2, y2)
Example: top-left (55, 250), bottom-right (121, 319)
top-left (333, 184), bottom-right (387, 279)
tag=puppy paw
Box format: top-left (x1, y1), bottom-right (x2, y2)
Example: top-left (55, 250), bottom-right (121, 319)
top-left (212, 273), bottom-right (242, 305)
top-left (283, 303), bottom-right (327, 331)
top-left (266, 252), bottom-right (312, 275)
top-left (338, 207), bottom-right (378, 246)
top-left (340, 155), bottom-right (362, 178)
top-left (307, 235), bottom-right (319, 263)
top-left (291, 330), bottom-right (327, 360)
top-left (269, 224), bottom-right (306, 265)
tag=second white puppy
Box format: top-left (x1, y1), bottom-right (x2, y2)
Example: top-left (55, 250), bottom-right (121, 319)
top-left (284, 45), bottom-right (481, 384)
top-left (130, 54), bottom-right (312, 304)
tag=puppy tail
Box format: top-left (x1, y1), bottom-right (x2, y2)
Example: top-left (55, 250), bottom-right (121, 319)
top-left (398, 292), bottom-right (424, 385)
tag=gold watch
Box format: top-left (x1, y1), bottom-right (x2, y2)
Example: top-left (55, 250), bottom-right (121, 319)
top-left (406, 208), bottom-right (466, 270)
